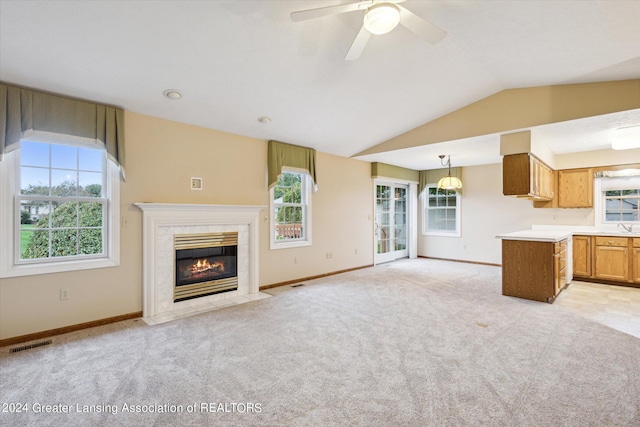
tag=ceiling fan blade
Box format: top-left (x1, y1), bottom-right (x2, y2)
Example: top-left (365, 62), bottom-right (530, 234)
top-left (345, 25), bottom-right (371, 61)
top-left (291, 1), bottom-right (366, 22)
top-left (398, 6), bottom-right (446, 45)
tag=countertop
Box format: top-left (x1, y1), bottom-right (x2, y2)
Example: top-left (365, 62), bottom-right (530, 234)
top-left (495, 230), bottom-right (572, 242)
top-left (496, 228), bottom-right (640, 242)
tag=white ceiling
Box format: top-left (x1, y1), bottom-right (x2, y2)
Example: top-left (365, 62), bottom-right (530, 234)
top-left (1, 0), bottom-right (639, 170)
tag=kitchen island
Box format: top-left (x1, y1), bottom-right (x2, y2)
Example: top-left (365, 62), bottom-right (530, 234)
top-left (496, 230), bottom-right (571, 303)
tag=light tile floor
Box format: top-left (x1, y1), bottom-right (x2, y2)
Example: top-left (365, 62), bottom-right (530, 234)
top-left (554, 281), bottom-right (640, 339)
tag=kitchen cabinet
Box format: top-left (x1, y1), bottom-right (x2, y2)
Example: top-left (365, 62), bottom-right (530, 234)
top-left (501, 238), bottom-right (567, 303)
top-left (503, 153), bottom-right (554, 201)
top-left (554, 240), bottom-right (567, 296)
top-left (558, 168), bottom-right (593, 208)
top-left (593, 236), bottom-right (629, 282)
top-left (573, 235), bottom-right (591, 277)
top-left (633, 238), bottom-right (640, 283)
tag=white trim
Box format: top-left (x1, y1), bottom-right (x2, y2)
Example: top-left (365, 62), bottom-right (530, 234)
top-left (373, 179), bottom-right (412, 265)
top-left (421, 184), bottom-right (461, 238)
top-left (0, 150), bottom-right (120, 278)
top-left (269, 171), bottom-right (312, 250)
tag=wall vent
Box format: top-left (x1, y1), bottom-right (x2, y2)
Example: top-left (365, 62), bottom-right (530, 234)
top-left (10, 340), bottom-right (53, 353)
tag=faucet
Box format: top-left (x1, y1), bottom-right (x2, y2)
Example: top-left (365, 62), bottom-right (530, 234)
top-left (617, 223), bottom-right (633, 233)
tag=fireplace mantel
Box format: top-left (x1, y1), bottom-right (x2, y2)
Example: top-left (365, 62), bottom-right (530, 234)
top-left (135, 203), bottom-right (267, 324)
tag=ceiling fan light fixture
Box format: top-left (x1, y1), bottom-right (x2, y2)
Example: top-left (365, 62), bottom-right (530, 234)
top-left (364, 3), bottom-right (400, 35)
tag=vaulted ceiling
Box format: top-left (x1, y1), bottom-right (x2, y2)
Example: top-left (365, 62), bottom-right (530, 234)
top-left (1, 1), bottom-right (639, 170)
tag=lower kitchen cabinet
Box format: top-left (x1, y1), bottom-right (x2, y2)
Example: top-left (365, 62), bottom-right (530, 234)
top-left (572, 235), bottom-right (591, 277)
top-left (633, 238), bottom-right (640, 283)
top-left (502, 238), bottom-right (567, 303)
top-left (594, 236), bottom-right (629, 282)
top-left (574, 235), bottom-right (638, 287)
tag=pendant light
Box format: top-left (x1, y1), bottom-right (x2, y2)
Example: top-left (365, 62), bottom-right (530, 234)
top-left (437, 155), bottom-right (462, 190)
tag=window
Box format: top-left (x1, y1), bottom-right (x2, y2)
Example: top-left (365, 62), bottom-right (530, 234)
top-left (594, 175), bottom-right (640, 226)
top-left (270, 171), bottom-right (312, 249)
top-left (422, 185), bottom-right (460, 236)
top-left (603, 189), bottom-right (639, 222)
top-left (0, 139), bottom-right (120, 277)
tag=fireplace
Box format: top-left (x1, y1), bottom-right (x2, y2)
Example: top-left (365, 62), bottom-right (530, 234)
top-left (135, 202), bottom-right (267, 324)
top-left (174, 232), bottom-right (238, 302)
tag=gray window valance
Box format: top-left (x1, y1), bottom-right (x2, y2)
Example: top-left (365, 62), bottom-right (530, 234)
top-left (419, 167), bottom-right (462, 195)
top-left (0, 83), bottom-right (125, 177)
top-left (268, 140), bottom-right (317, 190)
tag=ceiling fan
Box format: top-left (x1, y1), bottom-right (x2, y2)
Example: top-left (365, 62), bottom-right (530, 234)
top-left (290, 0), bottom-right (446, 60)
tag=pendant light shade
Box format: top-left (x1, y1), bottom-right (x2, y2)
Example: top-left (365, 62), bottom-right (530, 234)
top-left (437, 155), bottom-right (462, 190)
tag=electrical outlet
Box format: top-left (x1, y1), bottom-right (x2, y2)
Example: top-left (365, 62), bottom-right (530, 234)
top-left (60, 289), bottom-right (70, 300)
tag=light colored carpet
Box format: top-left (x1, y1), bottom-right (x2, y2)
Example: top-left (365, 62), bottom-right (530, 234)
top-left (1, 258), bottom-right (639, 426)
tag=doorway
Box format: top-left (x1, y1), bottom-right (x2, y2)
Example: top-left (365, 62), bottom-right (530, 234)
top-left (374, 182), bottom-right (409, 264)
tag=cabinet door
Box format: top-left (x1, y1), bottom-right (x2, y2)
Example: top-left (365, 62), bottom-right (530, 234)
top-left (594, 246), bottom-right (628, 281)
top-left (540, 163), bottom-right (554, 200)
top-left (558, 169), bottom-right (593, 208)
top-left (633, 248), bottom-right (640, 283)
top-left (503, 154), bottom-right (531, 196)
top-left (572, 235), bottom-right (591, 277)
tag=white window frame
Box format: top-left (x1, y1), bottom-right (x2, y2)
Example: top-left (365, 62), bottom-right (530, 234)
top-left (269, 169), bottom-right (312, 250)
top-left (421, 184), bottom-right (461, 237)
top-left (594, 176), bottom-right (640, 226)
top-left (0, 140), bottom-right (120, 278)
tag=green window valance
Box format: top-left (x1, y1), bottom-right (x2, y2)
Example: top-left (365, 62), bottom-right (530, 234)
top-left (371, 162), bottom-right (419, 182)
top-left (419, 167), bottom-right (462, 195)
top-left (268, 140), bottom-right (317, 190)
top-left (0, 83), bottom-right (125, 177)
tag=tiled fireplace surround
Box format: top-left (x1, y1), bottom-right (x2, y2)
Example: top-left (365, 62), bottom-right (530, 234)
top-left (135, 203), bottom-right (269, 324)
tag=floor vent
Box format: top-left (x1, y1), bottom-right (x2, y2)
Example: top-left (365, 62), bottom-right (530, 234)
top-left (291, 283), bottom-right (305, 288)
top-left (10, 340), bottom-right (52, 353)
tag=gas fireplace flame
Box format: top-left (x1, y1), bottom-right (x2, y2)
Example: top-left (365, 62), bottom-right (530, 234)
top-left (191, 259), bottom-right (224, 274)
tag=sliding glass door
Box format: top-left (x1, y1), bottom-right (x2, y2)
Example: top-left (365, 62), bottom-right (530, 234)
top-left (375, 182), bottom-right (409, 264)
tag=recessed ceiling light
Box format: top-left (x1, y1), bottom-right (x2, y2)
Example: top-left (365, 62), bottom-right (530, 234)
top-left (163, 89), bottom-right (182, 100)
top-left (258, 116), bottom-right (272, 124)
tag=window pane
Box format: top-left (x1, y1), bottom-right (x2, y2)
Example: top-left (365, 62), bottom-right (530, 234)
top-left (79, 229), bottom-right (103, 255)
top-left (623, 198), bottom-right (638, 209)
top-left (51, 169), bottom-right (78, 196)
top-left (51, 229), bottom-right (78, 257)
top-left (51, 144), bottom-right (77, 169)
top-left (605, 212), bottom-right (622, 221)
top-left (52, 202), bottom-right (78, 228)
top-left (79, 202), bottom-right (103, 227)
top-left (21, 167), bottom-right (50, 194)
top-left (605, 190), bottom-right (621, 197)
top-left (20, 141), bottom-right (49, 167)
top-left (23, 201), bottom-right (51, 228)
top-left (621, 211), bottom-right (638, 221)
top-left (20, 228), bottom-right (49, 259)
top-left (78, 172), bottom-right (102, 197)
top-left (79, 147), bottom-right (103, 171)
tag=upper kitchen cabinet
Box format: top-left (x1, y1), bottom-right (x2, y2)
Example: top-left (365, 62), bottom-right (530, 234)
top-left (557, 168), bottom-right (593, 208)
top-left (503, 153), bottom-right (554, 201)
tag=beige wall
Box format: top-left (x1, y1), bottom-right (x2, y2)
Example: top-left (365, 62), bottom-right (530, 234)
top-left (418, 163), bottom-right (594, 265)
top-left (0, 112), bottom-right (374, 340)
